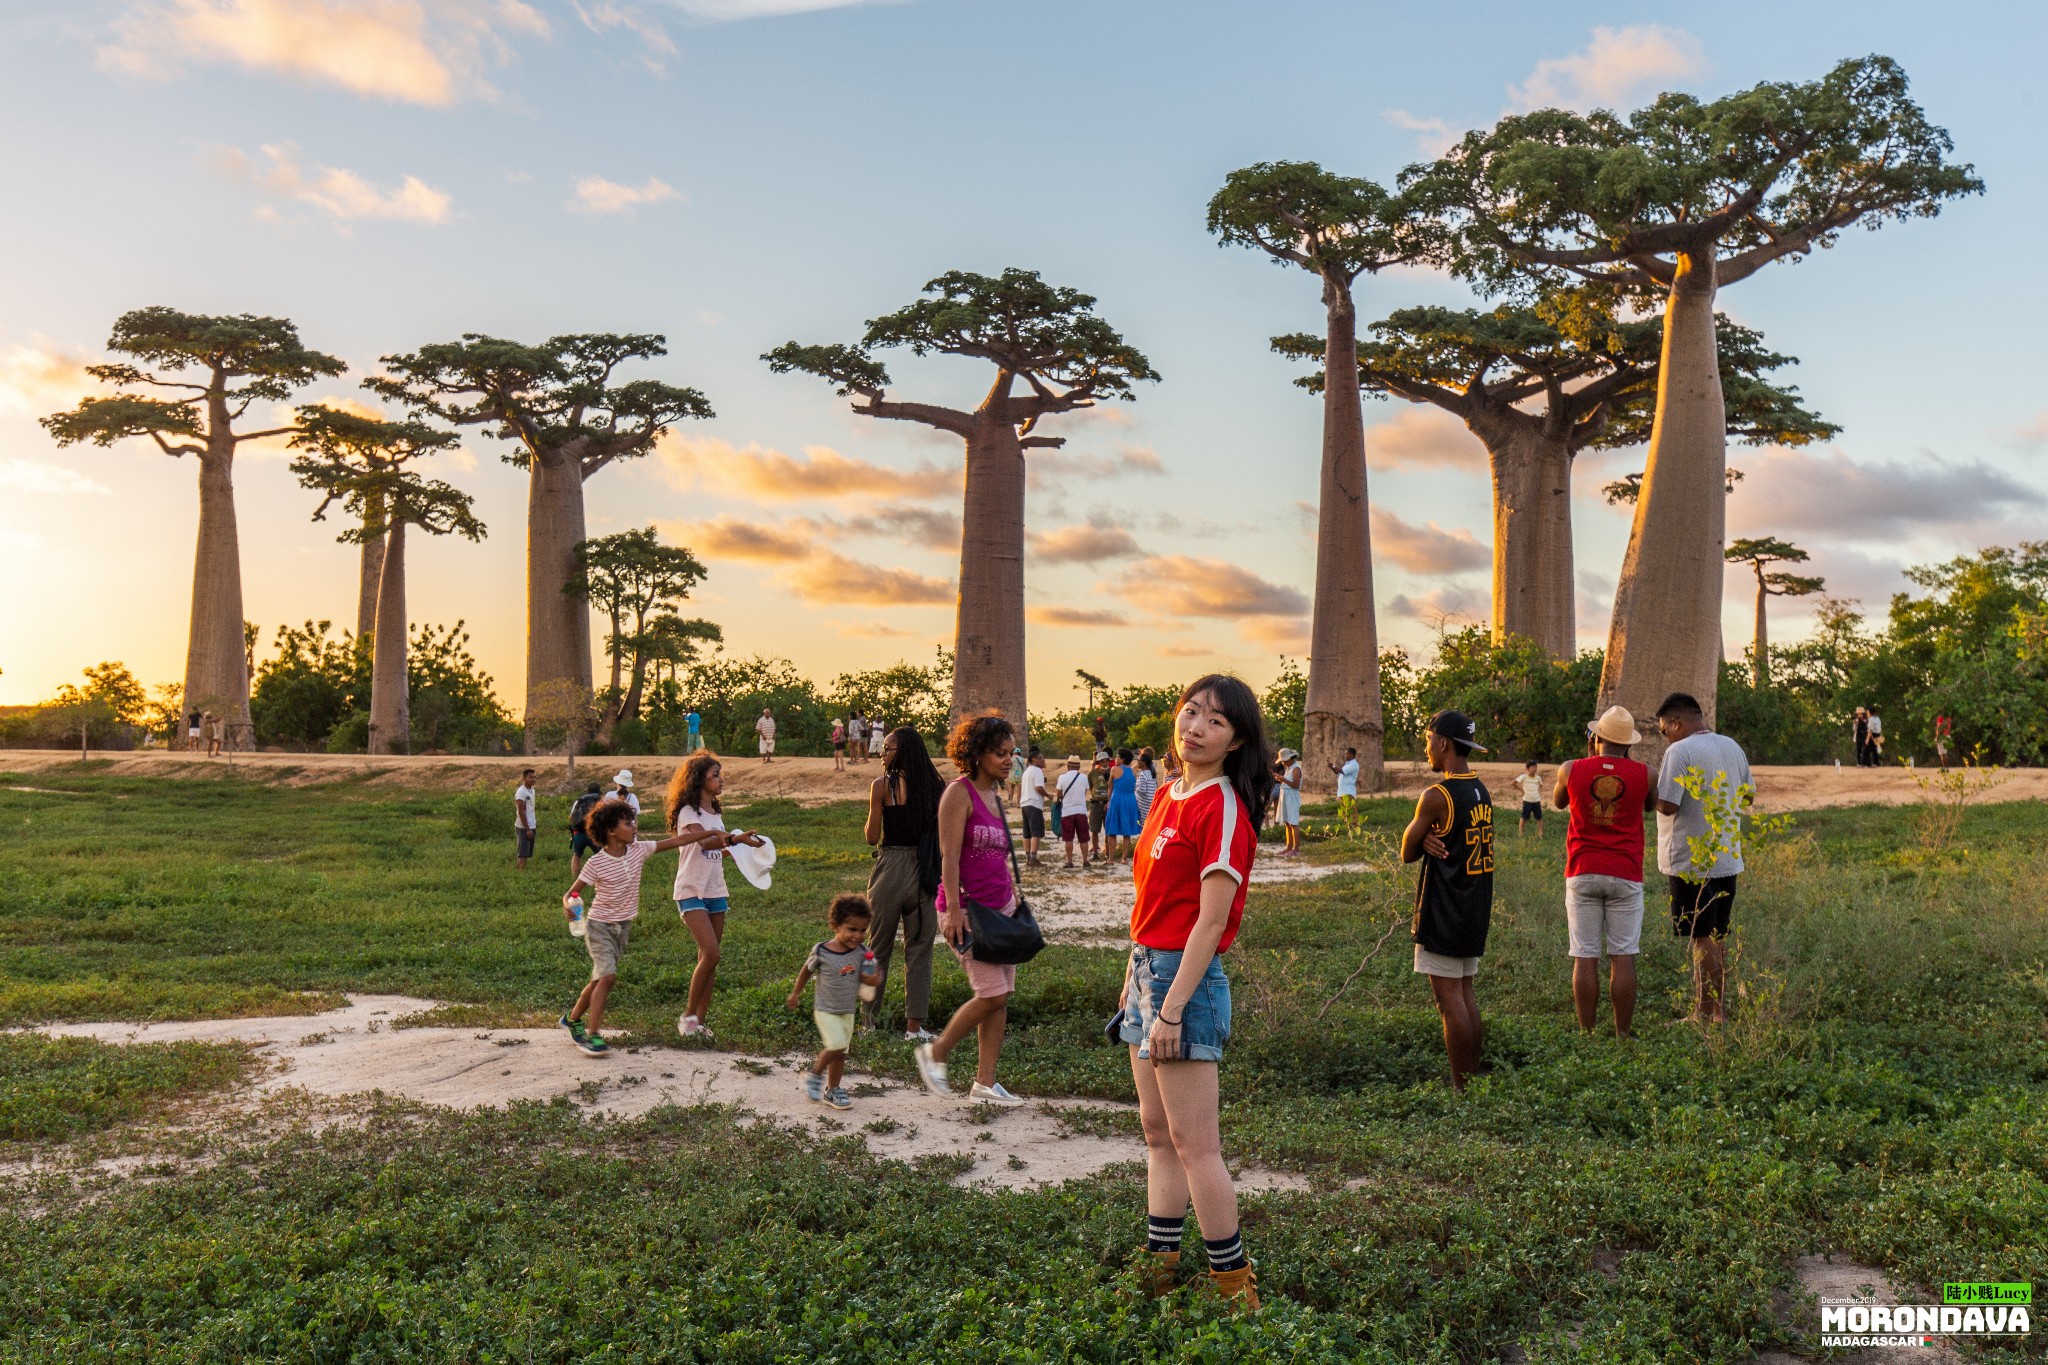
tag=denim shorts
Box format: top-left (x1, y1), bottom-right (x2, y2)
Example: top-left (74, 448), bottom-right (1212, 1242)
top-left (676, 897), bottom-right (730, 916)
top-left (1119, 944), bottom-right (1231, 1063)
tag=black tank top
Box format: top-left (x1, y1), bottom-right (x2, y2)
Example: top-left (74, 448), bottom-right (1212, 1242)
top-left (880, 775), bottom-right (929, 848)
top-left (1413, 775), bottom-right (1494, 957)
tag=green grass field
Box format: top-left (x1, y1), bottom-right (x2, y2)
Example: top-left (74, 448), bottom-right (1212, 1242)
top-left (1, 766), bottom-right (2043, 1362)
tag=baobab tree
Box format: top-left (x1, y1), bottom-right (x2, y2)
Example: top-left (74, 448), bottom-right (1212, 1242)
top-left (370, 335), bottom-right (712, 735)
top-left (568, 526), bottom-right (713, 735)
top-left (1277, 305), bottom-right (1835, 660)
top-left (1421, 55), bottom-right (1980, 735)
top-left (42, 309), bottom-right (345, 739)
top-left (289, 408), bottom-right (484, 753)
top-left (1725, 537), bottom-right (1824, 687)
top-left (766, 269), bottom-right (1158, 732)
top-left (1207, 162), bottom-right (1437, 792)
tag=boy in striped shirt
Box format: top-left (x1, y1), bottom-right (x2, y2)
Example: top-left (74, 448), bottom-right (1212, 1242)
top-left (560, 799), bottom-right (721, 1055)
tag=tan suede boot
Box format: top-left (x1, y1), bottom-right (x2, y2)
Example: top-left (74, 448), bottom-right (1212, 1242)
top-left (1141, 1250), bottom-right (1180, 1297)
top-left (1207, 1264), bottom-right (1260, 1311)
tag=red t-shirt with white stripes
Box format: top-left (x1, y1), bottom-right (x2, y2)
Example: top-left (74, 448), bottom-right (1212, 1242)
top-left (1130, 776), bottom-right (1257, 953)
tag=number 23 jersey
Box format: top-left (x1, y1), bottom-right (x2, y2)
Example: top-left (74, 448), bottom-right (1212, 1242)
top-left (1413, 775), bottom-right (1494, 958)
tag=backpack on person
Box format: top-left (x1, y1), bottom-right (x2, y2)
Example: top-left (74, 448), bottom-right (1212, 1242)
top-left (568, 791), bottom-right (604, 834)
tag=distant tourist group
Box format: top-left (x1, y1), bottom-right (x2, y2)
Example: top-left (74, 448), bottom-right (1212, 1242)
top-left (501, 675), bottom-right (1757, 1313)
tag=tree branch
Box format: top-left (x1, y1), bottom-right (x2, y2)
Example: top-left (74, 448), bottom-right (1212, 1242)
top-left (853, 397), bottom-right (975, 437)
top-left (1020, 435), bottom-right (1066, 449)
top-left (148, 431), bottom-right (206, 458)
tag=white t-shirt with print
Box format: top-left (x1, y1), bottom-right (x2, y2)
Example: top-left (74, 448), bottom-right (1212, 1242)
top-left (580, 839), bottom-right (657, 923)
top-left (513, 784), bottom-right (535, 831)
top-left (1056, 768), bottom-right (1090, 817)
top-left (671, 804), bottom-right (730, 901)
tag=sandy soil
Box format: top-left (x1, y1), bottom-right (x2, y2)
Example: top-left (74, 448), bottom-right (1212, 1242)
top-left (32, 994), bottom-right (1320, 1195)
top-left (1752, 1256), bottom-right (1971, 1364)
top-left (4, 748), bottom-right (2032, 813)
top-left (1027, 856), bottom-right (1382, 944)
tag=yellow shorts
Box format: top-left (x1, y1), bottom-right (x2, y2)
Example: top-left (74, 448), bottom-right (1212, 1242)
top-left (813, 1010), bottom-right (856, 1052)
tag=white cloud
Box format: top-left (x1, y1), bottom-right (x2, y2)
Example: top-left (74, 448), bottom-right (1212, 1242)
top-left (569, 174), bottom-right (682, 215)
top-left (1510, 25), bottom-right (1707, 113)
top-left (101, 0), bottom-right (549, 106)
top-left (1028, 520), bottom-right (1142, 565)
top-left (1372, 507), bottom-right (1490, 574)
top-left (1027, 444), bottom-right (1165, 489)
top-left (1028, 605), bottom-right (1133, 629)
top-left (1383, 108), bottom-right (1458, 157)
top-left (1728, 446), bottom-right (2044, 542)
top-left (665, 516), bottom-right (953, 607)
top-left (0, 460), bottom-right (112, 495)
top-left (574, 1), bottom-right (675, 70)
top-left (214, 144), bottom-right (453, 224)
top-left (0, 341), bottom-right (98, 414)
top-left (1999, 409), bottom-right (2048, 451)
top-left (1363, 404), bottom-right (1483, 472)
top-left (1109, 556), bottom-right (1309, 654)
top-left (659, 435), bottom-right (958, 502)
top-left (1388, 586), bottom-right (1487, 627)
top-left (661, 0), bottom-right (902, 19)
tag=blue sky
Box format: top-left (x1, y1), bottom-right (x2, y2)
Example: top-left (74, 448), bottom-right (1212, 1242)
top-left (2, 0), bottom-right (2042, 710)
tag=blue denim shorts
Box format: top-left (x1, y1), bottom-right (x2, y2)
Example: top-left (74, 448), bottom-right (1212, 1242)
top-left (1119, 944), bottom-right (1231, 1063)
top-left (676, 897), bottom-right (730, 916)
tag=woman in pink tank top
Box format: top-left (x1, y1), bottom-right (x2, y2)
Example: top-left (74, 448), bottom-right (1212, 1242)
top-left (912, 711), bottom-right (1026, 1107)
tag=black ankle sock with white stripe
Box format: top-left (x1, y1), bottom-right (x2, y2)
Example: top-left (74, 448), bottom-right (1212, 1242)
top-left (1146, 1215), bottom-right (1184, 1254)
top-left (1204, 1232), bottom-right (1247, 1273)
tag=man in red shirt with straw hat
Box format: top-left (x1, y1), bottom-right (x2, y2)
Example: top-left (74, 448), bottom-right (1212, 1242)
top-left (1550, 706), bottom-right (1658, 1038)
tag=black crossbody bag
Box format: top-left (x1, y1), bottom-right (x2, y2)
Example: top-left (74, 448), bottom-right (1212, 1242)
top-left (962, 791), bottom-right (1045, 965)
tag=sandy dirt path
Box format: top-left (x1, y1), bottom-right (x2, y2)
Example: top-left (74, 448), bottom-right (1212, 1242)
top-left (4, 748), bottom-right (2035, 812)
top-left (32, 994), bottom-right (1321, 1195)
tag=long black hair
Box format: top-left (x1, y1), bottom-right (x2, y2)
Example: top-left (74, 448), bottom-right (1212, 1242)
top-left (885, 725), bottom-right (946, 833)
top-left (1176, 673), bottom-right (1275, 833)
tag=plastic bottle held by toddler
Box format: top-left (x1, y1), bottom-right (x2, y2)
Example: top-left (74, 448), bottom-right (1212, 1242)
top-left (858, 948), bottom-right (878, 1003)
top-left (567, 893), bottom-right (588, 939)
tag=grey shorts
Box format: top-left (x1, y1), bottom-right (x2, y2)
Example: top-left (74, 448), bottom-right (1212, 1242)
top-left (585, 918), bottom-right (631, 980)
top-left (1565, 874), bottom-right (1644, 957)
top-left (515, 829), bottom-right (536, 858)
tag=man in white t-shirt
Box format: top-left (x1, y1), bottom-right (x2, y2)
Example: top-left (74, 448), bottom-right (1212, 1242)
top-left (1653, 692), bottom-right (1754, 1026)
top-left (1019, 749), bottom-right (1048, 866)
top-left (756, 708), bottom-right (776, 761)
top-left (1055, 754), bottom-right (1091, 868)
top-left (513, 768), bottom-right (537, 869)
top-left (1514, 761), bottom-right (1546, 838)
top-left (1328, 746), bottom-right (1360, 798)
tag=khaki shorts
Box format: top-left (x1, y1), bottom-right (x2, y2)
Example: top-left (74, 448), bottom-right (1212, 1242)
top-left (814, 1010), bottom-right (856, 1052)
top-left (1414, 944), bottom-right (1480, 978)
top-left (585, 918), bottom-right (631, 980)
top-left (1565, 873), bottom-right (1644, 958)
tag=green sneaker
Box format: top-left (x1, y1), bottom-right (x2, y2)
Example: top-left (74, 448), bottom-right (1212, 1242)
top-left (577, 1033), bottom-right (610, 1056)
top-left (560, 1013), bottom-right (588, 1043)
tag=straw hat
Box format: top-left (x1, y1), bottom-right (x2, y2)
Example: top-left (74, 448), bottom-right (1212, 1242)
top-left (1589, 706), bottom-right (1642, 746)
top-left (1065, 754), bottom-right (1082, 766)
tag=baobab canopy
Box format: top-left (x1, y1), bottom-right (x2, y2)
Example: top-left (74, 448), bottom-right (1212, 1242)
top-left (370, 333), bottom-right (714, 735)
top-left (765, 268), bottom-right (1157, 734)
top-left (1411, 54), bottom-right (1982, 747)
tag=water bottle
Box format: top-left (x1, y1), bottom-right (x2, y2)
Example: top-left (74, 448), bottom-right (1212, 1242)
top-left (567, 894), bottom-right (587, 939)
top-left (858, 948), bottom-right (878, 1003)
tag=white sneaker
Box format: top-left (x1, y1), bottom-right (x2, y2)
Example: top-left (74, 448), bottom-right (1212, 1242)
top-left (903, 1028), bottom-right (937, 1043)
top-left (969, 1081), bottom-right (1026, 1107)
top-left (913, 1043), bottom-right (949, 1096)
top-left (678, 1014), bottom-right (703, 1037)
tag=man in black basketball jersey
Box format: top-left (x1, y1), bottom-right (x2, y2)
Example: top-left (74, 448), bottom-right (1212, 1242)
top-left (1401, 710), bottom-right (1494, 1091)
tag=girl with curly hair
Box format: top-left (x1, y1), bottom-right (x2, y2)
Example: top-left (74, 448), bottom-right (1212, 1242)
top-left (665, 752), bottom-right (766, 1039)
top-left (913, 710), bottom-right (1026, 1107)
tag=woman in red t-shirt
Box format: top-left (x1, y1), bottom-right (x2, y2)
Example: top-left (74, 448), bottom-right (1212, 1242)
top-left (1119, 674), bottom-right (1274, 1309)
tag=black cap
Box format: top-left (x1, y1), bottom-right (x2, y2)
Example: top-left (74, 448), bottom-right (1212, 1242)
top-left (1428, 710), bottom-right (1488, 754)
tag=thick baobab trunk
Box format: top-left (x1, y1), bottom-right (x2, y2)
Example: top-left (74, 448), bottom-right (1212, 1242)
top-left (1474, 415), bottom-right (1576, 661)
top-left (368, 519), bottom-right (410, 755)
top-left (355, 492), bottom-right (386, 646)
top-left (184, 446), bottom-right (252, 743)
top-left (1751, 575), bottom-right (1770, 689)
top-left (1599, 251), bottom-right (1726, 759)
top-left (950, 414), bottom-right (1028, 737)
top-left (1302, 280), bottom-right (1385, 793)
top-left (525, 452), bottom-right (594, 732)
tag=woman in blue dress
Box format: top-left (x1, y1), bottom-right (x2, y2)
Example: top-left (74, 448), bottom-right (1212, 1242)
top-left (1104, 746), bottom-right (1143, 863)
